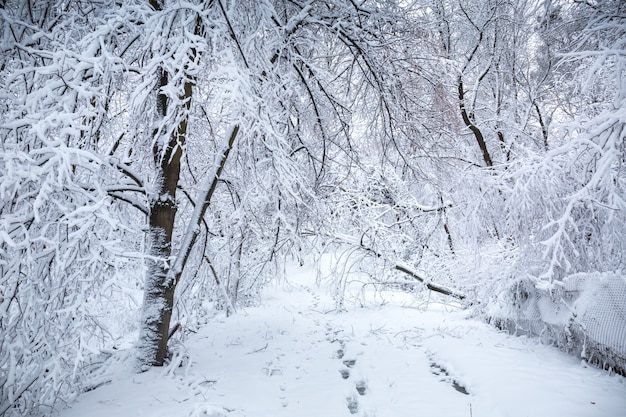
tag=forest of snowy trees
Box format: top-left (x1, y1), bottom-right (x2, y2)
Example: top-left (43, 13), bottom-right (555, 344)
top-left (0, 0), bottom-right (624, 415)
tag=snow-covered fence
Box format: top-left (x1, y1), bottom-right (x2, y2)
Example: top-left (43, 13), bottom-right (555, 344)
top-left (485, 272), bottom-right (626, 375)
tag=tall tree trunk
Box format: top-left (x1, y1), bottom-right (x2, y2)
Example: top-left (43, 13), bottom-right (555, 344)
top-left (138, 67), bottom-right (193, 366)
top-left (137, 0), bottom-right (209, 368)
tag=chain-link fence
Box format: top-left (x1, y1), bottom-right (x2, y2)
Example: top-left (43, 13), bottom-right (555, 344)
top-left (485, 272), bottom-right (626, 375)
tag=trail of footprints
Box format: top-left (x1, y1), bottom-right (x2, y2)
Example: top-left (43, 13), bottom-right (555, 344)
top-left (332, 337), bottom-right (368, 415)
top-left (327, 329), bottom-right (470, 415)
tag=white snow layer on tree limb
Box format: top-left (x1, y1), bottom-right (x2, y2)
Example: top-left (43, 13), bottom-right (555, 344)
top-left (536, 89), bottom-right (625, 284)
top-left (166, 125), bottom-right (239, 287)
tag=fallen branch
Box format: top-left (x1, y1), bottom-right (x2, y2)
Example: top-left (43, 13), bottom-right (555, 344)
top-left (305, 230), bottom-right (466, 302)
top-left (393, 264), bottom-right (465, 301)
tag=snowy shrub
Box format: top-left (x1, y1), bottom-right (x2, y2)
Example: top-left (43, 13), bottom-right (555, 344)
top-left (0, 2), bottom-right (143, 413)
top-left (0, 144), bottom-right (142, 415)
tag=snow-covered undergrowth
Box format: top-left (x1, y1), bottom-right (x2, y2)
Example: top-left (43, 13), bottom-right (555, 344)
top-left (59, 264), bottom-right (626, 417)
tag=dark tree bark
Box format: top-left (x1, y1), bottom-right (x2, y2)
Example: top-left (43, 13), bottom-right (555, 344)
top-left (534, 100), bottom-right (549, 151)
top-left (139, 67), bottom-right (193, 366)
top-left (458, 75), bottom-right (493, 167)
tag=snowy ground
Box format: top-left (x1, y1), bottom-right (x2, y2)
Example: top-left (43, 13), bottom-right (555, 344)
top-left (61, 264), bottom-right (626, 417)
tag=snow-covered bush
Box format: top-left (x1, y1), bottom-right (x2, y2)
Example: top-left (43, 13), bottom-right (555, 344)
top-left (0, 3), bottom-right (144, 414)
top-left (0, 116), bottom-right (142, 416)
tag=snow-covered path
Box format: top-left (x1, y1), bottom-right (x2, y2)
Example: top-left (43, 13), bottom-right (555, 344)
top-left (62, 265), bottom-right (626, 417)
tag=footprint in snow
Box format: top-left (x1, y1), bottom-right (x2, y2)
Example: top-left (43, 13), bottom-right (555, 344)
top-left (339, 358), bottom-right (357, 379)
top-left (355, 380), bottom-right (367, 396)
top-left (346, 394), bottom-right (359, 414)
top-left (429, 360), bottom-right (469, 395)
top-left (343, 359), bottom-right (356, 368)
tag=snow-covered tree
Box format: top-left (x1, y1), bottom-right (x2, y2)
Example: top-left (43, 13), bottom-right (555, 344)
top-left (506, 0), bottom-right (626, 284)
top-left (130, 0), bottom-right (452, 367)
